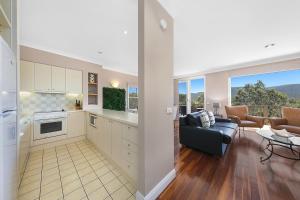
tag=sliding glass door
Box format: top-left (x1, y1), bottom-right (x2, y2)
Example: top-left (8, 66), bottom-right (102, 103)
top-left (178, 78), bottom-right (205, 116)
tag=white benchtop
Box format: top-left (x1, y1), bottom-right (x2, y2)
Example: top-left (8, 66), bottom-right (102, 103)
top-left (85, 109), bottom-right (138, 127)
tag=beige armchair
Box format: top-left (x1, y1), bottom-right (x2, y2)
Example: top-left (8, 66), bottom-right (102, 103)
top-left (269, 107), bottom-right (300, 135)
top-left (225, 105), bottom-right (265, 134)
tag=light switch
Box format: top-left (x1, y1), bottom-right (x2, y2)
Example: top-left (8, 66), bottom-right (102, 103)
top-left (166, 107), bottom-right (173, 114)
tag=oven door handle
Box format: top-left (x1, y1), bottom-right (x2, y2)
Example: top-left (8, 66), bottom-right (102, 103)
top-left (37, 118), bottom-right (65, 124)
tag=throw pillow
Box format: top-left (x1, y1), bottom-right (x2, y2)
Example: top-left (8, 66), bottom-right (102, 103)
top-left (200, 112), bottom-right (210, 128)
top-left (207, 111), bottom-right (216, 126)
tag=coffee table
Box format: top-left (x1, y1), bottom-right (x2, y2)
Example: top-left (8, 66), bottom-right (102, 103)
top-left (256, 129), bottom-right (300, 162)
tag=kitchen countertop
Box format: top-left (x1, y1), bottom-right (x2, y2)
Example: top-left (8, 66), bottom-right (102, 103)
top-left (85, 109), bottom-right (138, 127)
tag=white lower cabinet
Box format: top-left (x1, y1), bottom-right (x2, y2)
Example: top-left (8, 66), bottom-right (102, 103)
top-left (86, 112), bottom-right (138, 183)
top-left (67, 111), bottom-right (85, 138)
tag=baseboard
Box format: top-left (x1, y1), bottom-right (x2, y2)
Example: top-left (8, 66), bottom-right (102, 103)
top-left (136, 169), bottom-right (176, 200)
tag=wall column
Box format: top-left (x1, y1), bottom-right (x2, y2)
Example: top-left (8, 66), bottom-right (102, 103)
top-left (137, 0), bottom-right (175, 199)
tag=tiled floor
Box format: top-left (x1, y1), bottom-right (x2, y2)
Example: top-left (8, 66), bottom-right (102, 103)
top-left (18, 140), bottom-right (136, 200)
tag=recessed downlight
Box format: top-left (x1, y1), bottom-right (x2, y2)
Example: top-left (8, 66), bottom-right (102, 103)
top-left (264, 43), bottom-right (276, 48)
top-left (123, 30), bottom-right (128, 35)
top-left (97, 51), bottom-right (103, 54)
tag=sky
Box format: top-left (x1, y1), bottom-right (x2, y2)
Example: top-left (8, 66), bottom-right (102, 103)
top-left (178, 78), bottom-right (204, 94)
top-left (231, 69), bottom-right (300, 87)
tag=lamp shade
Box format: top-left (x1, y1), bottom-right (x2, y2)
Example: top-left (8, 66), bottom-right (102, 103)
top-left (213, 102), bottom-right (220, 108)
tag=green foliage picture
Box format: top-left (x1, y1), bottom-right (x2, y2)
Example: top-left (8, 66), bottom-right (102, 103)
top-left (103, 87), bottom-right (126, 111)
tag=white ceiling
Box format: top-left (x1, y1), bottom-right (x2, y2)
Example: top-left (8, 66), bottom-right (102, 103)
top-left (161, 0), bottom-right (300, 76)
top-left (21, 0), bottom-right (300, 77)
top-left (20, 0), bottom-right (138, 75)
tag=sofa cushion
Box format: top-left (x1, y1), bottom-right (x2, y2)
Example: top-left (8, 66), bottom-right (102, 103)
top-left (277, 125), bottom-right (300, 135)
top-left (186, 112), bottom-right (202, 126)
top-left (200, 112), bottom-right (210, 128)
top-left (211, 126), bottom-right (235, 144)
top-left (214, 122), bottom-right (238, 130)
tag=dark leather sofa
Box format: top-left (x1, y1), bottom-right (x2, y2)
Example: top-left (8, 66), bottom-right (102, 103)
top-left (180, 112), bottom-right (238, 156)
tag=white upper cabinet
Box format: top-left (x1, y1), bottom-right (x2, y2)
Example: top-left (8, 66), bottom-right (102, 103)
top-left (34, 63), bottom-right (52, 92)
top-left (20, 61), bottom-right (34, 91)
top-left (51, 66), bottom-right (66, 93)
top-left (66, 69), bottom-right (82, 94)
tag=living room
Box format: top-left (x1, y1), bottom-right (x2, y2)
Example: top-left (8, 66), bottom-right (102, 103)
top-left (158, 0), bottom-right (300, 199)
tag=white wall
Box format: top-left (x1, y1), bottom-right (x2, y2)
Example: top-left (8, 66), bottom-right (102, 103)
top-left (138, 0), bottom-right (174, 197)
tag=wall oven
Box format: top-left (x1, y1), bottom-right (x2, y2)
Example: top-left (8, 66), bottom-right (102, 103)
top-left (33, 112), bottom-right (67, 140)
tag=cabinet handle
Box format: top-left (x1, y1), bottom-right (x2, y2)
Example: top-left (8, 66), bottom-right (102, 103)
top-left (128, 126), bottom-right (131, 129)
top-left (128, 144), bottom-right (131, 147)
top-left (128, 152), bottom-right (131, 155)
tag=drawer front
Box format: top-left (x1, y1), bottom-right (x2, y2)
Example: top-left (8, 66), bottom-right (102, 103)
top-left (123, 162), bottom-right (138, 182)
top-left (122, 149), bottom-right (138, 165)
top-left (122, 125), bottom-right (138, 144)
top-left (122, 139), bottom-right (138, 153)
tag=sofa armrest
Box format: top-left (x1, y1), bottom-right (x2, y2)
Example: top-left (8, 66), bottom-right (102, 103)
top-left (227, 115), bottom-right (241, 125)
top-left (246, 115), bottom-right (265, 128)
top-left (215, 118), bottom-right (232, 123)
top-left (269, 118), bottom-right (288, 128)
top-left (180, 126), bottom-right (224, 155)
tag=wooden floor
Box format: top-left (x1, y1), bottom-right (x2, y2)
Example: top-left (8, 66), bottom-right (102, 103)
top-left (159, 130), bottom-right (300, 200)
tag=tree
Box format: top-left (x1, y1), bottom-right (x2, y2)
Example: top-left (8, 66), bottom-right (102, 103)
top-left (232, 80), bottom-right (288, 117)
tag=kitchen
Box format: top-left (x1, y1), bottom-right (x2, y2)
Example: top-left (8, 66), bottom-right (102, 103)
top-left (17, 46), bottom-right (139, 200)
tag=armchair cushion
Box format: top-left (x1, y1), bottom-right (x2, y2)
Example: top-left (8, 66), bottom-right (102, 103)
top-left (225, 105), bottom-right (248, 120)
top-left (276, 125), bottom-right (300, 135)
top-left (227, 115), bottom-right (241, 125)
top-left (246, 115), bottom-right (265, 128)
top-left (269, 118), bottom-right (288, 129)
top-left (240, 120), bottom-right (258, 127)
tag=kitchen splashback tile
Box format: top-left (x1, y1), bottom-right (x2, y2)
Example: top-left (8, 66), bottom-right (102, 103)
top-left (20, 93), bottom-right (83, 114)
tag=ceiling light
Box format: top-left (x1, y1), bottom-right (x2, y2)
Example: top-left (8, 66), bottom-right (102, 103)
top-left (97, 51), bottom-right (103, 54)
top-left (123, 30), bottom-right (128, 35)
top-left (264, 43), bottom-right (276, 48)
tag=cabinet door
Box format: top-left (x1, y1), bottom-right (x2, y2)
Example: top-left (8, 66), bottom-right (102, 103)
top-left (103, 118), bottom-right (112, 156)
top-left (95, 117), bottom-right (104, 151)
top-left (20, 61), bottom-right (34, 91)
top-left (34, 63), bottom-right (52, 92)
top-left (111, 121), bottom-right (123, 165)
top-left (52, 66), bottom-right (66, 93)
top-left (67, 111), bottom-right (85, 138)
top-left (66, 69), bottom-right (82, 94)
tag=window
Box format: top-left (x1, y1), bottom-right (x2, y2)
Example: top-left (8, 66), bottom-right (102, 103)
top-left (128, 86), bottom-right (138, 111)
top-left (231, 69), bottom-right (300, 117)
top-left (178, 78), bottom-right (205, 116)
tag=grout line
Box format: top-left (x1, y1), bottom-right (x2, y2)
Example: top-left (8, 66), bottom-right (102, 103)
top-left (18, 152), bottom-right (34, 189)
top-left (75, 142), bottom-right (114, 199)
top-left (55, 146), bottom-right (65, 199)
top-left (65, 143), bottom-right (90, 200)
top-left (38, 149), bottom-right (45, 200)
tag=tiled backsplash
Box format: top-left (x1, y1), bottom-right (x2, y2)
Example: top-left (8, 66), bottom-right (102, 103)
top-left (20, 93), bottom-right (83, 115)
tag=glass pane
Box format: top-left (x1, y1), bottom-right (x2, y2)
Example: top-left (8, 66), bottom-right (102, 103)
top-left (41, 122), bottom-right (62, 134)
top-left (129, 98), bottom-right (138, 110)
top-left (178, 81), bottom-right (187, 115)
top-left (190, 79), bottom-right (205, 113)
top-left (231, 69), bottom-right (300, 117)
top-left (129, 87), bottom-right (138, 97)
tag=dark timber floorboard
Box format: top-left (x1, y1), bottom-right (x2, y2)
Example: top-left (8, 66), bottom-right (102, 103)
top-left (158, 130), bottom-right (300, 200)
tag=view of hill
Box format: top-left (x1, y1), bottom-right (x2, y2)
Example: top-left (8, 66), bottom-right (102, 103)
top-left (191, 92), bottom-right (204, 101)
top-left (231, 84), bottom-right (300, 99)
